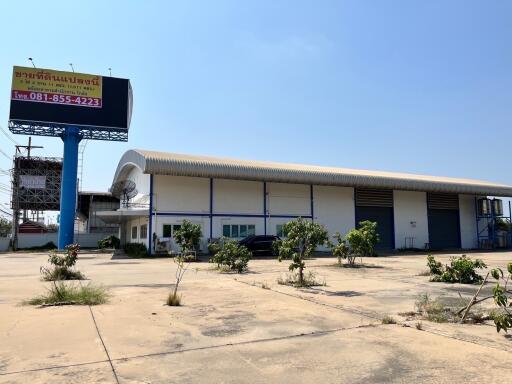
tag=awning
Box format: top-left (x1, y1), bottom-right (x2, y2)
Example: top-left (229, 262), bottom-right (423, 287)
top-left (96, 209), bottom-right (149, 224)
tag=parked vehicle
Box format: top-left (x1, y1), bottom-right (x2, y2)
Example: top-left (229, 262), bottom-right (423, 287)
top-left (239, 235), bottom-right (279, 257)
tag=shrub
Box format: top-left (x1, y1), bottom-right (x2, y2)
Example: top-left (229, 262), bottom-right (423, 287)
top-left (25, 282), bottom-right (109, 306)
top-left (40, 244), bottom-right (85, 281)
top-left (207, 240), bottom-right (221, 255)
top-left (166, 291), bottom-right (181, 306)
top-left (346, 221), bottom-right (380, 258)
top-left (427, 254), bottom-right (486, 284)
top-left (124, 242), bottom-right (148, 257)
top-left (210, 239), bottom-right (252, 273)
top-left (276, 270), bottom-right (326, 288)
top-left (23, 241), bottom-right (57, 251)
top-left (415, 293), bottom-right (449, 322)
top-left (331, 232), bottom-right (351, 266)
top-left (275, 218), bottom-right (329, 286)
top-left (381, 315), bottom-right (397, 324)
top-left (98, 235), bottom-right (120, 249)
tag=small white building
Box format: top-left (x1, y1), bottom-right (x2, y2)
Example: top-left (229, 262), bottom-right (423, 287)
top-left (98, 149), bottom-right (512, 254)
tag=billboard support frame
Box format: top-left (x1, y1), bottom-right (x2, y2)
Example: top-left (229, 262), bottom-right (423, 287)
top-left (9, 121), bottom-right (128, 142)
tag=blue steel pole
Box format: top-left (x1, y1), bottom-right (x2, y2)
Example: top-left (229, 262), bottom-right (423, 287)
top-left (58, 126), bottom-right (81, 249)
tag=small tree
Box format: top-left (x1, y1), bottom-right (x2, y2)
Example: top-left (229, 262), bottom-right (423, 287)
top-left (210, 238), bottom-right (252, 273)
top-left (331, 232), bottom-right (351, 266)
top-left (167, 254), bottom-right (190, 306)
top-left (173, 220), bottom-right (202, 259)
top-left (458, 262), bottom-right (512, 332)
top-left (332, 221), bottom-right (379, 267)
top-left (275, 218), bottom-right (329, 286)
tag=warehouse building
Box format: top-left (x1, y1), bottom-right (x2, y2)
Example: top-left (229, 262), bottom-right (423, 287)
top-left (98, 149), bottom-right (512, 254)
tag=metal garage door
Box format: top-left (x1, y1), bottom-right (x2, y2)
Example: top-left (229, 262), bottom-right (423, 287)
top-left (355, 189), bottom-right (394, 250)
top-left (427, 193), bottom-right (461, 249)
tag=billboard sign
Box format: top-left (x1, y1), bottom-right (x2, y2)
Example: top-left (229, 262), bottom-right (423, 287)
top-left (11, 67), bottom-right (102, 108)
top-left (9, 66), bottom-right (132, 133)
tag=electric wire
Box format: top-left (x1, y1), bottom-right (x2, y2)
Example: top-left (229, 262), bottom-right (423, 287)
top-left (0, 123), bottom-right (19, 146)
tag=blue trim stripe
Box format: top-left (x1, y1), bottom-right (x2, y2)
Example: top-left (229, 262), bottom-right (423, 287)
top-left (156, 211), bottom-right (312, 219)
top-left (310, 184), bottom-right (314, 221)
top-left (263, 182), bottom-right (267, 235)
top-left (148, 174), bottom-right (154, 255)
top-left (209, 178), bottom-right (213, 239)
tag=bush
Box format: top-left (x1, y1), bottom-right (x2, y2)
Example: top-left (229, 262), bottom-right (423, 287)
top-left (427, 254), bottom-right (486, 284)
top-left (207, 240), bottom-right (221, 255)
top-left (124, 242), bottom-right (148, 257)
top-left (381, 315), bottom-right (397, 324)
top-left (40, 244), bottom-right (85, 281)
top-left (345, 221), bottom-right (380, 258)
top-left (23, 241), bottom-right (57, 251)
top-left (25, 282), bottom-right (109, 306)
top-left (210, 239), bottom-right (252, 273)
top-left (98, 235), bottom-right (120, 249)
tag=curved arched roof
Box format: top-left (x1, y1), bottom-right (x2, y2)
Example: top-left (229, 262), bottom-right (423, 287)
top-left (112, 149), bottom-right (512, 196)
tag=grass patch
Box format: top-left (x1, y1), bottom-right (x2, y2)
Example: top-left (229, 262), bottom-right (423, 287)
top-left (166, 292), bottom-right (181, 306)
top-left (381, 315), bottom-right (397, 324)
top-left (277, 271), bottom-right (326, 288)
top-left (415, 293), bottom-right (450, 322)
top-left (25, 282), bottom-right (109, 306)
top-left (415, 321), bottom-right (423, 330)
top-left (40, 266), bottom-right (85, 281)
top-left (261, 281), bottom-right (270, 290)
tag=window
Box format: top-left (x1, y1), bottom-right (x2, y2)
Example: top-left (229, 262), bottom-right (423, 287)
top-left (222, 224), bottom-right (256, 238)
top-left (140, 224), bottom-right (148, 239)
top-left (276, 224), bottom-right (287, 237)
top-left (163, 224), bottom-right (172, 238)
top-left (163, 224), bottom-right (183, 238)
top-left (131, 226), bottom-right (138, 240)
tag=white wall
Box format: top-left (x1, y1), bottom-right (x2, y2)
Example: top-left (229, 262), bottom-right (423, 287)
top-left (459, 194), bottom-right (478, 249)
top-left (153, 215), bottom-right (208, 251)
top-left (267, 182), bottom-right (310, 216)
top-left (126, 216), bottom-right (150, 248)
top-left (393, 190), bottom-right (429, 249)
top-left (214, 179), bottom-right (263, 214)
top-left (314, 186), bottom-right (355, 238)
top-left (154, 175), bottom-right (209, 213)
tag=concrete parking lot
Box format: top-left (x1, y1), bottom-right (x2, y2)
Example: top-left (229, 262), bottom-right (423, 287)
top-left (1, 250), bottom-right (511, 383)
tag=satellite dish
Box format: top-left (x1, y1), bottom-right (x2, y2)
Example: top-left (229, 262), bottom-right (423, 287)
top-left (111, 180), bottom-right (138, 207)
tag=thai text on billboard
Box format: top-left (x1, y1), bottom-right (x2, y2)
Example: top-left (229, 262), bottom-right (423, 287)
top-left (19, 175), bottom-right (46, 189)
top-left (11, 66), bottom-right (102, 108)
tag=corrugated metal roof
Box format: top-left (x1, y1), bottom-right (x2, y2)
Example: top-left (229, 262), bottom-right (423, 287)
top-left (112, 149), bottom-right (512, 196)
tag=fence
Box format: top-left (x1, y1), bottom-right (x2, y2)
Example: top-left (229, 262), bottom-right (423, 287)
top-left (0, 237), bottom-right (9, 252)
top-left (17, 231), bottom-right (117, 249)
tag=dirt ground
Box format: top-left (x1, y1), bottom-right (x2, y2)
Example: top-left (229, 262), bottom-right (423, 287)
top-left (1, 250), bottom-right (511, 383)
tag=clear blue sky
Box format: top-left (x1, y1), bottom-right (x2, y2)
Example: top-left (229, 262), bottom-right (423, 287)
top-left (0, 1), bottom-right (511, 218)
